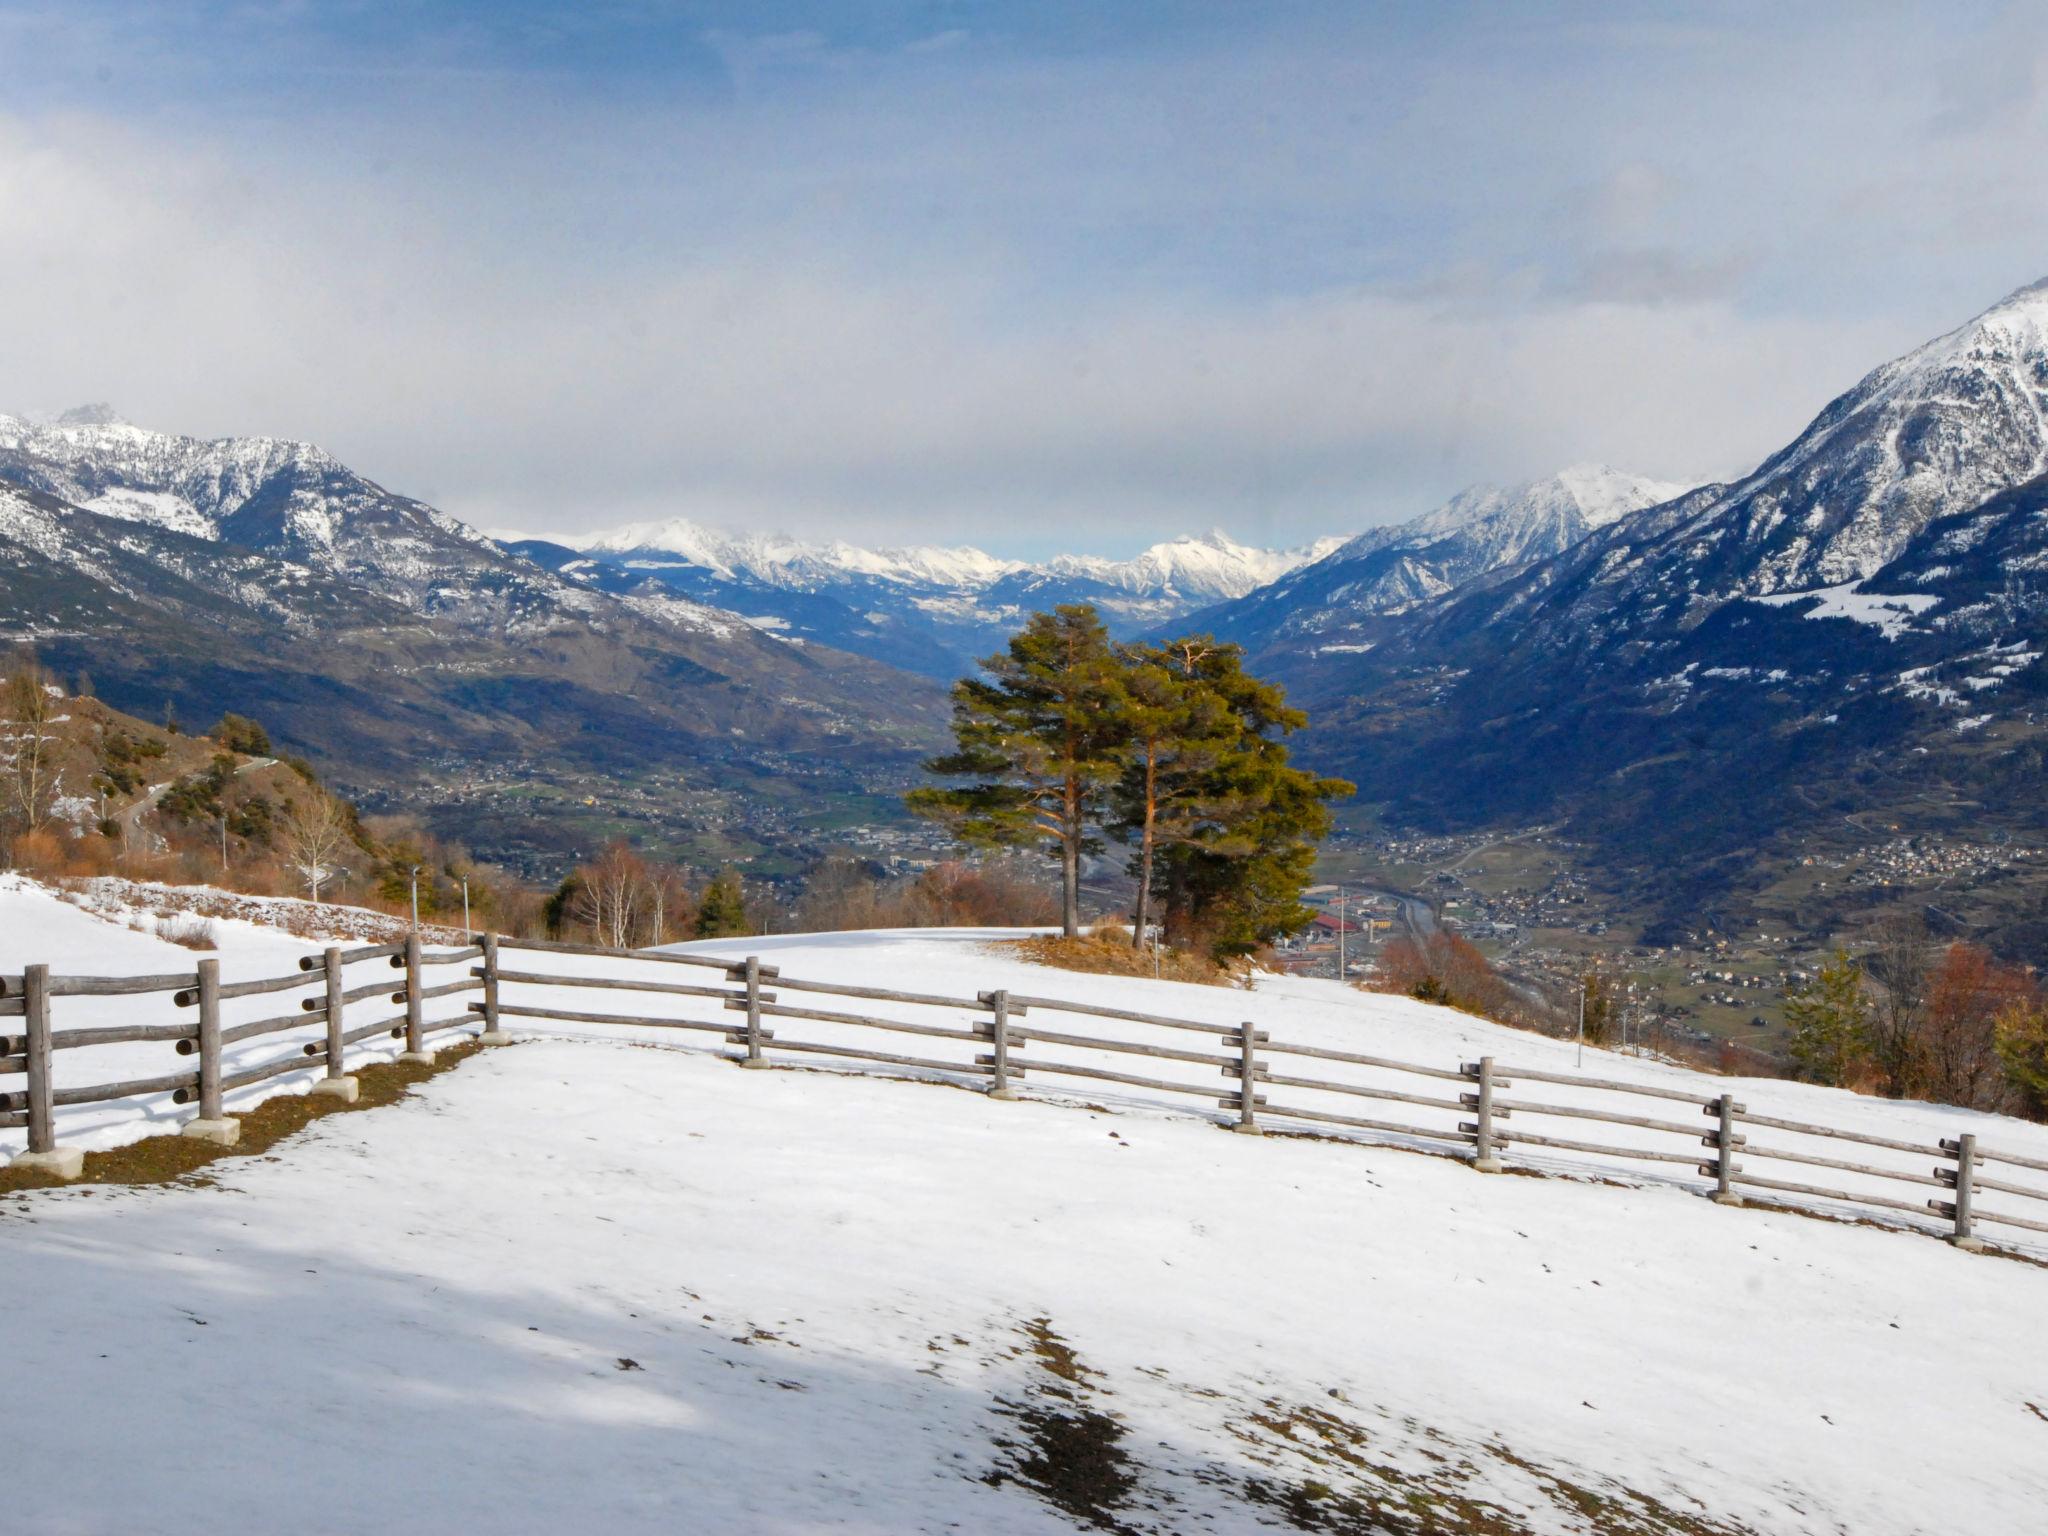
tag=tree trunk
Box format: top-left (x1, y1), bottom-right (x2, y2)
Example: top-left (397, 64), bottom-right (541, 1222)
top-left (1131, 753), bottom-right (1156, 947)
top-left (1061, 837), bottom-right (1080, 937)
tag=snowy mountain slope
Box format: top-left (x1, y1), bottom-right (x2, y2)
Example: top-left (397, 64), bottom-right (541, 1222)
top-left (0, 408), bottom-right (604, 635)
top-left (6, 892), bottom-right (2046, 1535)
top-left (1444, 276), bottom-right (2048, 649)
top-left (1194, 465), bottom-right (1695, 659)
top-left (517, 524), bottom-right (1344, 676)
top-left (0, 419), bottom-right (947, 872)
top-left (1243, 280), bottom-right (2048, 944)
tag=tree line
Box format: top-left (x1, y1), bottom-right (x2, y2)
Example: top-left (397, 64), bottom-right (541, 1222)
top-left (907, 604), bottom-right (1352, 960)
top-left (1785, 912), bottom-right (2048, 1118)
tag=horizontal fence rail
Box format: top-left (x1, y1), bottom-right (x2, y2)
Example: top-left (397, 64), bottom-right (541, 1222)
top-left (4, 932), bottom-right (2047, 1257)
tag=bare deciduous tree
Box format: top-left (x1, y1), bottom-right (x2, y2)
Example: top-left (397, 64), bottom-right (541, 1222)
top-left (4, 654), bottom-right (58, 833)
top-left (1922, 942), bottom-right (2034, 1109)
top-left (279, 790), bottom-right (352, 903)
top-left (1864, 910), bottom-right (1932, 1098)
top-left (571, 841), bottom-right (652, 948)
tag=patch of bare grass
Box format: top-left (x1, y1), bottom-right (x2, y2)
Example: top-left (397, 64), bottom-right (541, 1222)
top-left (0, 1039), bottom-right (487, 1195)
top-left (1006, 928), bottom-right (1240, 987)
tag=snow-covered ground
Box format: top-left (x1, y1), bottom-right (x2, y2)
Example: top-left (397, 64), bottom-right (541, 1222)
top-left (11, 879), bottom-right (2047, 1255)
top-left (6, 878), bottom-right (2048, 1532)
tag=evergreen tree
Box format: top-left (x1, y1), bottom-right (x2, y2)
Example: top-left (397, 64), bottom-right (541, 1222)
top-left (907, 605), bottom-right (1129, 937)
top-left (1785, 951), bottom-right (1870, 1086)
top-left (1580, 969), bottom-right (1616, 1046)
top-left (1147, 640), bottom-right (1352, 960)
top-left (1106, 641), bottom-right (1233, 948)
top-left (694, 867), bottom-right (753, 938)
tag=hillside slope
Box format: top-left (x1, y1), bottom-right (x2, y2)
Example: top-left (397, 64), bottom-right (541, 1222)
top-left (4, 895), bottom-right (2045, 1534)
top-left (1259, 282), bottom-right (2048, 951)
top-left (0, 415), bottom-right (946, 874)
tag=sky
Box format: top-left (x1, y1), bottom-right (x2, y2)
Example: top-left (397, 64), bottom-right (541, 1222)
top-left (3, 2), bottom-right (2048, 559)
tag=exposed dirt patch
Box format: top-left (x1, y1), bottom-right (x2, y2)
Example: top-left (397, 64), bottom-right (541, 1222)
top-left (985, 1319), bottom-right (1138, 1532)
top-left (0, 1038), bottom-right (487, 1195)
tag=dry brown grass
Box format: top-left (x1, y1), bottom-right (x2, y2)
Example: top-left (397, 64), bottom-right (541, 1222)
top-left (1006, 927), bottom-right (1241, 987)
top-left (0, 1039), bottom-right (485, 1195)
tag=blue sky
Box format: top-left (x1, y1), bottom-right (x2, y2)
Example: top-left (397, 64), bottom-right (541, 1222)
top-left (3, 2), bottom-right (2047, 556)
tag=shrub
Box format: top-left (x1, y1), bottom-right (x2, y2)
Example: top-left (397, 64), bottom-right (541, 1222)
top-left (211, 713), bottom-right (272, 756)
top-left (155, 914), bottom-right (218, 951)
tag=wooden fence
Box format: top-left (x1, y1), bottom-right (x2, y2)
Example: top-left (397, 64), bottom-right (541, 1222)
top-left (5, 934), bottom-right (2048, 1256)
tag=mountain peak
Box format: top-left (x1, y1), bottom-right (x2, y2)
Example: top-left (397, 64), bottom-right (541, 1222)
top-left (54, 402), bottom-right (126, 428)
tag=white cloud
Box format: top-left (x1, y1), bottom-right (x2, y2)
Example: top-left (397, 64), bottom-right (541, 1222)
top-left (2, 2), bottom-right (2046, 555)
top-left (0, 110), bottom-right (1911, 553)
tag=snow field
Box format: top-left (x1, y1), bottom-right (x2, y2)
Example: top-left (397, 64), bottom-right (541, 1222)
top-left (5, 1035), bottom-right (2046, 1534)
top-left (10, 882), bottom-right (2048, 1260)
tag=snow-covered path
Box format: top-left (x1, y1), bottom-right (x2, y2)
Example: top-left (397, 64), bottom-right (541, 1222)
top-left (5, 1037), bottom-right (2045, 1535)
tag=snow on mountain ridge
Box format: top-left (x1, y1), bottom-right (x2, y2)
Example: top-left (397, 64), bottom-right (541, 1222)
top-left (0, 410), bottom-right (346, 541)
top-left (1660, 272), bottom-right (2048, 593)
top-left (551, 517), bottom-right (1334, 600)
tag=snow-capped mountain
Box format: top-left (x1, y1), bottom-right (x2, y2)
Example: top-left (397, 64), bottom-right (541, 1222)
top-left (512, 522), bottom-right (1342, 676)
top-left (1195, 464), bottom-right (1695, 659)
top-left (0, 409), bottom-right (946, 872)
top-left (1257, 276), bottom-right (2048, 947)
top-left (0, 408), bottom-right (590, 633)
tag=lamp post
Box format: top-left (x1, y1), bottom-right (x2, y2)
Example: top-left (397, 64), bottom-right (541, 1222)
top-left (1337, 884), bottom-right (1347, 981)
top-left (409, 865), bottom-right (422, 931)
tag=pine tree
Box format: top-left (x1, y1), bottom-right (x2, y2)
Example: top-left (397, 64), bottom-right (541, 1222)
top-left (694, 867), bottom-right (752, 939)
top-left (1147, 640), bottom-right (1352, 960)
top-left (1106, 641), bottom-right (1234, 948)
top-left (907, 605), bottom-right (1129, 937)
top-left (1785, 951), bottom-right (1870, 1086)
top-left (1580, 969), bottom-right (1616, 1046)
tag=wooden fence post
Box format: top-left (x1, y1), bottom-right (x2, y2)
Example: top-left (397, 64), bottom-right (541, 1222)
top-left (1706, 1093), bottom-right (1743, 1205)
top-left (1467, 1056), bottom-right (1503, 1172)
top-left (1938, 1134), bottom-right (1987, 1252)
top-left (182, 957), bottom-right (239, 1146)
top-left (1233, 1022), bottom-right (1263, 1135)
top-left (398, 932), bottom-right (431, 1063)
top-left (24, 963), bottom-right (53, 1155)
top-left (477, 932), bottom-right (511, 1044)
top-left (738, 956), bottom-right (769, 1068)
top-left (987, 990), bottom-right (1015, 1099)
top-left (13, 965), bottom-right (80, 1178)
top-left (309, 946), bottom-right (359, 1102)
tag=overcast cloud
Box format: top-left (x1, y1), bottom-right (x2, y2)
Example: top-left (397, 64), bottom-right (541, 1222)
top-left (1, 2), bottom-right (2045, 557)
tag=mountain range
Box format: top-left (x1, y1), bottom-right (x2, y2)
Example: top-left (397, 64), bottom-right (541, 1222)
top-left (7, 273), bottom-right (2048, 947)
top-left (0, 409), bottom-right (948, 876)
top-left (1196, 277), bottom-right (2048, 953)
top-left (507, 521), bottom-right (1342, 677)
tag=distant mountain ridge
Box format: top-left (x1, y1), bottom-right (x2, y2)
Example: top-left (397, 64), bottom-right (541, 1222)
top-left (1194, 464), bottom-right (1696, 661)
top-left (510, 520), bottom-right (1344, 676)
top-left (0, 410), bottom-right (946, 876)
